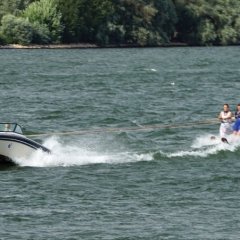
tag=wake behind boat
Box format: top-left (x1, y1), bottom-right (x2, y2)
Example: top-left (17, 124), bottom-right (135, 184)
top-left (0, 123), bottom-right (50, 165)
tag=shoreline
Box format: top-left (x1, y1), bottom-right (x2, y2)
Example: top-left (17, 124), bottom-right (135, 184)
top-left (0, 42), bottom-right (239, 49)
top-left (0, 43), bottom-right (99, 49)
top-left (0, 42), bottom-right (188, 49)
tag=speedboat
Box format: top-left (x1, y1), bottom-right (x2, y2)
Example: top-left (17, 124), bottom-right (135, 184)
top-left (0, 123), bottom-right (50, 165)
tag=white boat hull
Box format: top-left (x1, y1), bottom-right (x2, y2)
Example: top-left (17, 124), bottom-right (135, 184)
top-left (0, 139), bottom-right (36, 162)
top-left (0, 132), bottom-right (50, 165)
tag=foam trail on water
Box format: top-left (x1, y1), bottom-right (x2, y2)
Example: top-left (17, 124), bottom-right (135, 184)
top-left (13, 134), bottom-right (240, 167)
top-left (14, 137), bottom-right (151, 167)
top-left (167, 134), bottom-right (240, 158)
top-left (191, 134), bottom-right (221, 148)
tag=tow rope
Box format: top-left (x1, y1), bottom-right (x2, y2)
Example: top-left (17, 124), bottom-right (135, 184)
top-left (26, 118), bottom-right (219, 138)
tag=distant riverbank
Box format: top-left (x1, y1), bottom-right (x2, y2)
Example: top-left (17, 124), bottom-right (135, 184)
top-left (0, 43), bottom-right (98, 49)
top-left (0, 42), bottom-right (188, 49)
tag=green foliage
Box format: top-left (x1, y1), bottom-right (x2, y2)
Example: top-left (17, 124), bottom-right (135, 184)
top-left (56, 0), bottom-right (81, 42)
top-left (79, 0), bottom-right (114, 43)
top-left (151, 0), bottom-right (177, 42)
top-left (198, 20), bottom-right (217, 45)
top-left (0, 0), bottom-right (35, 20)
top-left (0, 31), bottom-right (5, 44)
top-left (175, 0), bottom-right (240, 45)
top-left (0, 12), bottom-right (51, 45)
top-left (23, 0), bottom-right (63, 43)
top-left (0, 0), bottom-right (240, 46)
top-left (0, 0), bottom-right (18, 19)
top-left (132, 27), bottom-right (149, 46)
top-left (132, 28), bottom-right (163, 46)
top-left (0, 14), bottom-right (33, 44)
top-left (56, 0), bottom-right (176, 46)
top-left (116, 1), bottom-right (151, 44)
top-left (31, 21), bottom-right (50, 44)
top-left (96, 19), bottom-right (124, 45)
top-left (57, 0), bottom-right (114, 44)
top-left (107, 0), bottom-right (177, 46)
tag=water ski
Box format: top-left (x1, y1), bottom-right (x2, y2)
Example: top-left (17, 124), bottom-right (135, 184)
top-left (221, 137), bottom-right (229, 144)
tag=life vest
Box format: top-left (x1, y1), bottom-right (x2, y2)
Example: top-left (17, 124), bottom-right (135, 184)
top-left (220, 111), bottom-right (232, 123)
top-left (235, 111), bottom-right (240, 119)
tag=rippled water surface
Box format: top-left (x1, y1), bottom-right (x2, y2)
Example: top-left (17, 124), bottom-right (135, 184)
top-left (0, 47), bottom-right (240, 239)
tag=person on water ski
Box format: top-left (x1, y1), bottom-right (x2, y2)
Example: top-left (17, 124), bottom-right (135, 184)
top-left (233, 103), bottom-right (240, 135)
top-left (218, 104), bottom-right (233, 138)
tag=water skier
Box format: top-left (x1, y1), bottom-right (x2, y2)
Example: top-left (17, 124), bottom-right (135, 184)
top-left (233, 103), bottom-right (240, 135)
top-left (218, 104), bottom-right (233, 143)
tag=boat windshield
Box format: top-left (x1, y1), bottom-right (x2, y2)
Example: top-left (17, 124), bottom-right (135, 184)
top-left (0, 123), bottom-right (23, 134)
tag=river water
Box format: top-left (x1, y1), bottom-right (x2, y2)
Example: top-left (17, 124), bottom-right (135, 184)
top-left (0, 47), bottom-right (240, 239)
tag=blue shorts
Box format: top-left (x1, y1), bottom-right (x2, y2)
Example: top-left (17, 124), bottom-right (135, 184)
top-left (233, 119), bottom-right (240, 131)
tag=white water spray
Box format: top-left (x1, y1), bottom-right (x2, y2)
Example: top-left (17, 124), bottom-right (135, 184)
top-left (12, 133), bottom-right (240, 167)
top-left (13, 136), bottom-right (148, 167)
top-left (167, 134), bottom-right (240, 158)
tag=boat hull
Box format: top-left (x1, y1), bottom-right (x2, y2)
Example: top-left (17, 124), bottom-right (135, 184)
top-left (0, 133), bottom-right (50, 164)
top-left (0, 154), bottom-right (15, 166)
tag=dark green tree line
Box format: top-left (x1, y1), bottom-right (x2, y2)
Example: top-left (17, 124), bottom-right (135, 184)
top-left (0, 0), bottom-right (240, 46)
top-left (174, 0), bottom-right (240, 45)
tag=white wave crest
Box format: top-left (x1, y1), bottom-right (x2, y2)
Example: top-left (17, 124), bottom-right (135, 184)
top-left (167, 134), bottom-right (240, 158)
top-left (12, 134), bottom-right (240, 167)
top-left (13, 137), bottom-right (151, 167)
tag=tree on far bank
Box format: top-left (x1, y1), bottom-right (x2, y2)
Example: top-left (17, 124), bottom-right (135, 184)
top-left (175, 0), bottom-right (240, 45)
top-left (0, 0), bottom-right (35, 20)
top-left (1, 0), bottom-right (240, 46)
top-left (106, 0), bottom-right (177, 46)
top-left (0, 14), bottom-right (33, 44)
top-left (56, 0), bottom-right (177, 46)
top-left (23, 0), bottom-right (63, 43)
top-left (57, 0), bottom-right (114, 45)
